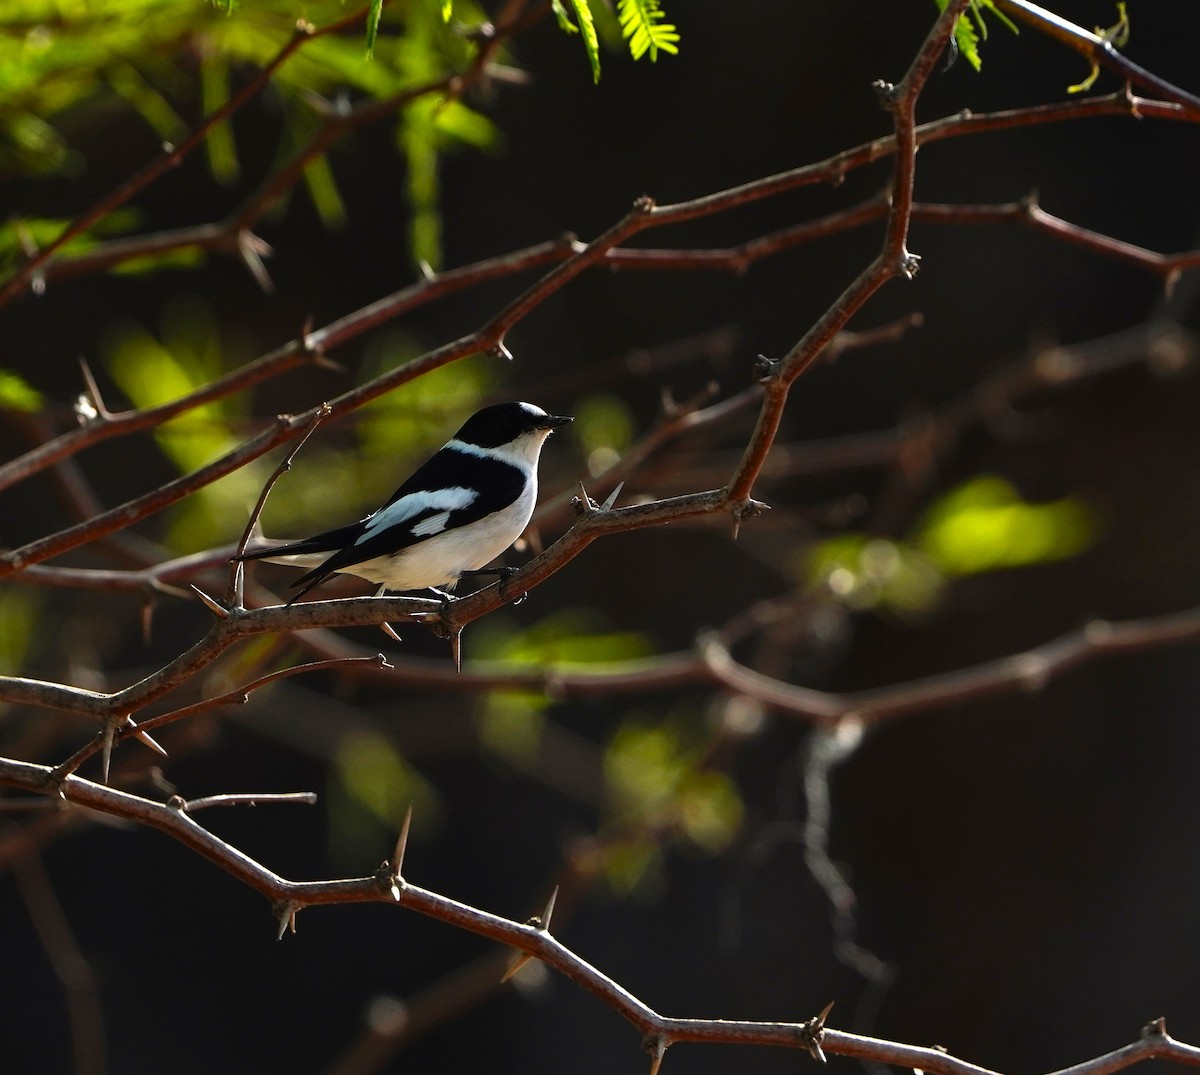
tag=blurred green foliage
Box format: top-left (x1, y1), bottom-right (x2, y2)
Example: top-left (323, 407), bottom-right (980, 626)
top-left (0, 590), bottom-right (41, 675)
top-left (1, 0), bottom-right (679, 270)
top-left (602, 715), bottom-right (742, 894)
top-left (474, 607), bottom-right (651, 765)
top-left (572, 391), bottom-right (634, 477)
top-left (0, 368), bottom-right (43, 412)
top-left (807, 475), bottom-right (1097, 615)
top-left (104, 295), bottom-right (262, 549)
top-left (0, 0), bottom-right (499, 268)
top-left (328, 729), bottom-right (440, 871)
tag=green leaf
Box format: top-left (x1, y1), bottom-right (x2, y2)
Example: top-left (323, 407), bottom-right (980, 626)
top-left (933, 0), bottom-right (1018, 72)
top-left (0, 589), bottom-right (41, 676)
top-left (473, 608), bottom-right (652, 666)
top-left (616, 0), bottom-right (679, 62)
top-left (567, 0), bottom-right (601, 82)
top-left (200, 50), bottom-right (239, 184)
top-left (366, 0), bottom-right (383, 57)
top-left (916, 476), bottom-right (1097, 576)
top-left (0, 369), bottom-right (43, 412)
top-left (302, 152), bottom-right (348, 228)
top-left (551, 0), bottom-right (579, 34)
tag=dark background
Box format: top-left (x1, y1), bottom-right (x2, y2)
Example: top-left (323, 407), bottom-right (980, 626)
top-left (4, 2), bottom-right (1200, 1073)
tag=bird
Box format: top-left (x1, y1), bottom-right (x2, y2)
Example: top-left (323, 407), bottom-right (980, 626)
top-left (234, 401), bottom-right (573, 604)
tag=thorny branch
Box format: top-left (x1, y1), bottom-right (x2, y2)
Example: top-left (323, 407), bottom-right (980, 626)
top-left (5, 2), bottom-right (1200, 1069)
top-left (2, 753), bottom-right (1200, 1075)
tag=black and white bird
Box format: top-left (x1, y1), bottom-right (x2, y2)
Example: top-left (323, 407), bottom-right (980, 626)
top-left (235, 401), bottom-right (572, 603)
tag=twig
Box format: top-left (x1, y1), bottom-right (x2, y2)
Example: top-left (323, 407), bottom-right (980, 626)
top-left (2, 755), bottom-right (1199, 1075)
top-left (0, 7), bottom-right (374, 306)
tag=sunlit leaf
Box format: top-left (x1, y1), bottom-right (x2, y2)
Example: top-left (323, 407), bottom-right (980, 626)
top-left (567, 0), bottom-right (601, 82)
top-left (474, 608), bottom-right (652, 667)
top-left (0, 369), bottom-right (43, 413)
top-left (200, 50), bottom-right (240, 184)
top-left (616, 0), bottom-right (679, 62)
top-left (0, 589), bottom-right (40, 676)
top-left (917, 476), bottom-right (1097, 576)
top-left (302, 152), bottom-right (348, 228)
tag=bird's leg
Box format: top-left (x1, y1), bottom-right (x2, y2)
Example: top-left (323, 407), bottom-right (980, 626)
top-left (458, 566), bottom-right (518, 581)
top-left (425, 586), bottom-right (455, 608)
top-left (458, 566), bottom-right (526, 604)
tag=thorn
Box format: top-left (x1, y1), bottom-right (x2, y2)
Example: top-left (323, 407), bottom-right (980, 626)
top-left (572, 481), bottom-right (599, 516)
top-left (500, 952), bottom-right (534, 983)
top-left (128, 718), bottom-right (168, 757)
top-left (77, 356), bottom-right (111, 420)
top-left (389, 805), bottom-right (413, 900)
top-left (600, 481), bottom-right (624, 511)
top-left (449, 626), bottom-right (463, 673)
top-left (417, 259), bottom-right (436, 281)
top-left (644, 1035), bottom-right (669, 1075)
top-left (488, 341), bottom-right (514, 361)
top-left (275, 901), bottom-right (299, 940)
top-left (191, 584), bottom-right (230, 619)
top-left (238, 230), bottom-right (275, 293)
top-left (379, 621), bottom-right (403, 643)
top-left (530, 886), bottom-right (558, 933)
top-left (729, 497), bottom-right (770, 539)
top-left (100, 721), bottom-right (117, 784)
top-left (798, 1000), bottom-right (834, 1063)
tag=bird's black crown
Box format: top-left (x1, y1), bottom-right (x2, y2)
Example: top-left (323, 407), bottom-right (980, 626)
top-left (454, 401), bottom-right (572, 448)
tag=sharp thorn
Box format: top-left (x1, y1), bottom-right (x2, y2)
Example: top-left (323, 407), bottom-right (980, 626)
top-left (132, 725), bottom-right (168, 757)
top-left (450, 627), bottom-right (463, 674)
top-left (601, 481), bottom-right (624, 511)
top-left (817, 1000), bottom-right (835, 1026)
top-left (536, 886), bottom-right (559, 933)
top-left (100, 722), bottom-right (116, 784)
top-left (645, 1035), bottom-right (669, 1075)
top-left (191, 585), bottom-right (230, 619)
top-left (276, 902), bottom-right (298, 940)
top-left (379, 620), bottom-right (403, 643)
top-left (390, 804), bottom-right (413, 895)
top-left (500, 952), bottom-right (534, 983)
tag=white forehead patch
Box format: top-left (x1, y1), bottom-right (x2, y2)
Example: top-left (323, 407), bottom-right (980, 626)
top-left (518, 402), bottom-right (547, 418)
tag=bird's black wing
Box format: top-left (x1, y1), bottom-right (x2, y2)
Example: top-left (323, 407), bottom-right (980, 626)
top-left (238, 445), bottom-right (527, 600)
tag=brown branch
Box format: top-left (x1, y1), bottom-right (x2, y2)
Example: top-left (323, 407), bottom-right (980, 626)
top-left (1, 755), bottom-right (1199, 1074)
top-left (994, 0), bottom-right (1200, 114)
top-left (3, 88), bottom-right (1194, 505)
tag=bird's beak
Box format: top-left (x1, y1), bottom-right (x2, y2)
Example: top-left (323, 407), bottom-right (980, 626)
top-left (542, 414), bottom-right (574, 430)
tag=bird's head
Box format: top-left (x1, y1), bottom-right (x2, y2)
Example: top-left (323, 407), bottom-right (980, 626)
top-left (454, 401), bottom-right (573, 467)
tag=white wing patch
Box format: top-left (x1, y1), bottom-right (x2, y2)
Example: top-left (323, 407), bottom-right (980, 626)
top-left (355, 486), bottom-right (477, 546)
top-left (411, 510), bottom-right (452, 537)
